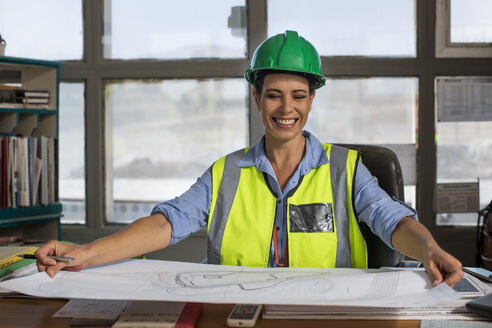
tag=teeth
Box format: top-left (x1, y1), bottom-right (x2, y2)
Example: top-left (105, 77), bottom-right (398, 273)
top-left (276, 118), bottom-right (295, 125)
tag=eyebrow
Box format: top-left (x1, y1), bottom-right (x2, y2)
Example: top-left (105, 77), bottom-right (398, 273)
top-left (264, 88), bottom-right (308, 93)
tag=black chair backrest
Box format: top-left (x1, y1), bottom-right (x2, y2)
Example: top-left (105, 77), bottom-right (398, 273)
top-left (336, 144), bottom-right (405, 268)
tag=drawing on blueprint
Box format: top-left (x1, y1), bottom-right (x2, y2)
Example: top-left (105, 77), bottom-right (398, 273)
top-left (0, 259), bottom-right (456, 308)
top-left (148, 270), bottom-right (337, 296)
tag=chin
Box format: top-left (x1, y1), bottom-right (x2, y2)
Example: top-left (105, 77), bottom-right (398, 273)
top-left (269, 129), bottom-right (302, 142)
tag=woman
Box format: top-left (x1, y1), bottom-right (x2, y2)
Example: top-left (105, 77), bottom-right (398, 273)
top-left (37, 31), bottom-right (463, 286)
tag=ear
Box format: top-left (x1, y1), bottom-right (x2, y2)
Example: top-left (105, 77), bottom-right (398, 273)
top-left (252, 87), bottom-right (261, 112)
top-left (308, 89), bottom-right (316, 112)
top-left (310, 89), bottom-right (316, 102)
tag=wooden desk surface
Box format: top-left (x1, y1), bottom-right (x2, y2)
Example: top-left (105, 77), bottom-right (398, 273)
top-left (0, 298), bottom-right (421, 328)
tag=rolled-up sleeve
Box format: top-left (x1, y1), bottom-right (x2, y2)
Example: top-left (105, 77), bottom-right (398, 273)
top-left (354, 162), bottom-right (418, 249)
top-left (151, 166), bottom-right (213, 245)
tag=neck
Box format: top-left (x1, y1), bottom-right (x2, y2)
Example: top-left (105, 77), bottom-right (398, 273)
top-left (265, 135), bottom-right (305, 165)
top-left (264, 134), bottom-right (306, 190)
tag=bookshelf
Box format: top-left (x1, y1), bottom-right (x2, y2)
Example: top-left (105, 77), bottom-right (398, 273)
top-left (0, 56), bottom-right (62, 243)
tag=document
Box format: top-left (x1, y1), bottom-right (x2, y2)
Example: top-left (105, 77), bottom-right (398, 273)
top-left (53, 299), bottom-right (130, 320)
top-left (0, 259), bottom-right (461, 307)
top-left (436, 77), bottom-right (492, 122)
top-left (420, 320), bottom-right (492, 328)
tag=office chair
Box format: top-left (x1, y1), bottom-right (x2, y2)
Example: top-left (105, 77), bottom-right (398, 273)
top-left (336, 144), bottom-right (406, 268)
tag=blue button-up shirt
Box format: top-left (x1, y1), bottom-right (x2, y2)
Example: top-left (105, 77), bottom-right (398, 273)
top-left (152, 131), bottom-right (417, 267)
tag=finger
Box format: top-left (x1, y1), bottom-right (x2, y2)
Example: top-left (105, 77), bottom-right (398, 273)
top-left (36, 262), bottom-right (47, 273)
top-left (443, 268), bottom-right (464, 287)
top-left (45, 261), bottom-right (68, 278)
top-left (425, 262), bottom-right (444, 286)
top-left (35, 243), bottom-right (58, 266)
top-left (37, 257), bottom-right (57, 267)
top-left (63, 265), bottom-right (85, 272)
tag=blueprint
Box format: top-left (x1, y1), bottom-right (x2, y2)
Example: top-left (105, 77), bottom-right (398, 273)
top-left (0, 259), bottom-right (460, 307)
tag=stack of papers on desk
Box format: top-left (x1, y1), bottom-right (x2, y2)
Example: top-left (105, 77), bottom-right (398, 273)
top-left (0, 259), bottom-right (489, 321)
top-left (0, 259), bottom-right (461, 306)
top-left (262, 299), bottom-right (477, 320)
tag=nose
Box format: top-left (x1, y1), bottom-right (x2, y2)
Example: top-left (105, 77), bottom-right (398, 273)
top-left (279, 96), bottom-right (293, 113)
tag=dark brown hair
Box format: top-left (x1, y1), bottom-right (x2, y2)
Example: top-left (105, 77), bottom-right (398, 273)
top-left (253, 69), bottom-right (317, 95)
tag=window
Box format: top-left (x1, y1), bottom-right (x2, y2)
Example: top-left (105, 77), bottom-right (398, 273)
top-left (103, 0), bottom-right (246, 60)
top-left (104, 79), bottom-right (248, 223)
top-left (268, 0), bottom-right (416, 57)
top-left (435, 76), bottom-right (492, 226)
top-left (0, 0), bottom-right (83, 60)
top-left (436, 0), bottom-right (492, 57)
top-left (306, 77), bottom-right (418, 206)
top-left (59, 82), bottom-right (86, 224)
top-left (450, 0), bottom-right (492, 43)
top-left (7, 0), bottom-right (488, 265)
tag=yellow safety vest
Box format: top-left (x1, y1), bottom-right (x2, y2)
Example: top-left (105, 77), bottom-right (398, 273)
top-left (207, 143), bottom-right (367, 268)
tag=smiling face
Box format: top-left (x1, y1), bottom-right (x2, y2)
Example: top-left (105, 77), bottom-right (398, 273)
top-left (253, 73), bottom-right (315, 146)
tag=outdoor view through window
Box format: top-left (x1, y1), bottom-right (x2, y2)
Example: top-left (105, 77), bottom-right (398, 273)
top-left (1, 0), bottom-right (490, 226)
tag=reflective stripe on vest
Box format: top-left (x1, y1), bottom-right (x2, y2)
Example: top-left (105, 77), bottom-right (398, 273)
top-left (331, 145), bottom-right (352, 267)
top-left (207, 144), bottom-right (367, 268)
top-left (207, 149), bottom-right (244, 265)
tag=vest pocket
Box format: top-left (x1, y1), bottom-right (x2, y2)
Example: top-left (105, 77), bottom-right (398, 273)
top-left (289, 203), bottom-right (334, 233)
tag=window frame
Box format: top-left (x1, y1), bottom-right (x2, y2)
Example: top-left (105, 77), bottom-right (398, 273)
top-left (436, 0), bottom-right (492, 58)
top-left (56, 0), bottom-right (492, 267)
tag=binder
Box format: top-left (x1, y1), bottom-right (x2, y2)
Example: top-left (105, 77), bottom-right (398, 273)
top-left (39, 136), bottom-right (49, 205)
top-left (16, 137), bottom-right (29, 207)
top-left (32, 138), bottom-right (42, 206)
top-left (0, 137), bottom-right (5, 208)
top-left (8, 137), bottom-right (17, 208)
top-left (48, 137), bottom-right (55, 204)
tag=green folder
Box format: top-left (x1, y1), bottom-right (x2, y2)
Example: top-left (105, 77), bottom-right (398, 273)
top-left (0, 259), bottom-right (36, 280)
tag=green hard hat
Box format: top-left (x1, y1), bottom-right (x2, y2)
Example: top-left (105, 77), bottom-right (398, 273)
top-left (245, 30), bottom-right (326, 89)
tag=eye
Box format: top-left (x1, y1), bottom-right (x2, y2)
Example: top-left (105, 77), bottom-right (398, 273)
top-left (266, 94), bottom-right (280, 99)
top-left (293, 95), bottom-right (307, 100)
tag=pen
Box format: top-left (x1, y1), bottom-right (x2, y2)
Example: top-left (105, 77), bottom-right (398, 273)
top-left (18, 254), bottom-right (76, 262)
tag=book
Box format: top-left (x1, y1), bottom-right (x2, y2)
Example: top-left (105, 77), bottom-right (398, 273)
top-left (0, 85), bottom-right (50, 109)
top-left (112, 301), bottom-right (202, 328)
top-left (0, 136), bottom-right (4, 208)
top-left (0, 135), bottom-right (54, 209)
top-left (39, 136), bottom-right (49, 206)
top-left (0, 85), bottom-right (21, 103)
top-left (0, 87), bottom-right (49, 101)
top-left (16, 137), bottom-right (29, 207)
top-left (0, 246), bottom-right (38, 272)
top-left (16, 89), bottom-right (50, 98)
top-left (0, 236), bottom-right (16, 245)
top-left (16, 97), bottom-right (49, 104)
top-left (48, 137), bottom-right (55, 204)
top-left (0, 102), bottom-right (49, 109)
top-left (9, 136), bottom-right (16, 208)
top-left (32, 138), bottom-right (42, 206)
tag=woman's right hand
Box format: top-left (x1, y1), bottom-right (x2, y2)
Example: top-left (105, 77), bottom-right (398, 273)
top-left (35, 240), bottom-right (89, 277)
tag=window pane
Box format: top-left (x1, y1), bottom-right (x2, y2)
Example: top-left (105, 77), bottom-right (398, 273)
top-left (308, 78), bottom-right (417, 144)
top-left (59, 82), bottom-right (86, 224)
top-left (436, 77), bottom-right (492, 226)
top-left (268, 0), bottom-right (416, 57)
top-left (105, 79), bottom-right (248, 223)
top-left (0, 0), bottom-right (83, 60)
top-left (451, 0), bottom-right (492, 43)
top-left (306, 78), bottom-right (418, 207)
top-left (104, 0), bottom-right (246, 59)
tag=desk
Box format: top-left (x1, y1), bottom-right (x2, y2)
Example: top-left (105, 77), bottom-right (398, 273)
top-left (0, 298), bottom-right (421, 328)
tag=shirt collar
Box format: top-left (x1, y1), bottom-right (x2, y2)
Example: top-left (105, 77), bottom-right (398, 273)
top-left (238, 131), bottom-right (329, 174)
